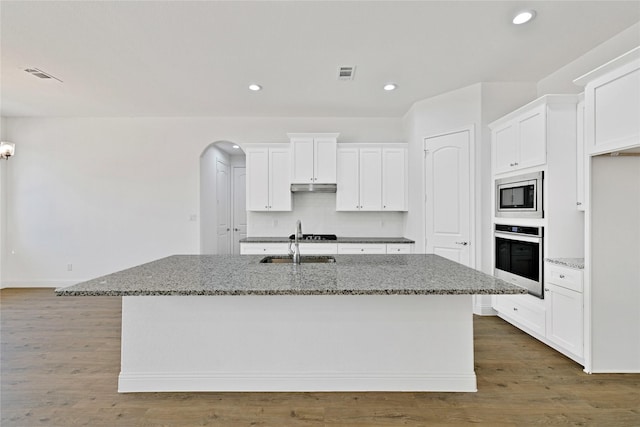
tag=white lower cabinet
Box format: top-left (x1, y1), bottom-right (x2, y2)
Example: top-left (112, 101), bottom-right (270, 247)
top-left (240, 243), bottom-right (289, 255)
top-left (493, 294), bottom-right (546, 337)
top-left (298, 243), bottom-right (338, 255)
top-left (241, 242), bottom-right (412, 255)
top-left (337, 244), bottom-right (387, 254)
top-left (386, 243), bottom-right (413, 254)
top-left (493, 262), bottom-right (584, 365)
top-left (544, 263), bottom-right (584, 361)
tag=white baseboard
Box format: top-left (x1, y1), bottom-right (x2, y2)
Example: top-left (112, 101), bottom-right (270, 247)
top-left (118, 371), bottom-right (478, 393)
top-left (0, 279), bottom-right (87, 289)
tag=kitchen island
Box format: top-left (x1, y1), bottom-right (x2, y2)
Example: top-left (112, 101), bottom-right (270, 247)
top-left (57, 254), bottom-right (525, 393)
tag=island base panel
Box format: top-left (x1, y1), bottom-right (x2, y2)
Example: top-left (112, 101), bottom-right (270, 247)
top-left (119, 295), bottom-right (477, 392)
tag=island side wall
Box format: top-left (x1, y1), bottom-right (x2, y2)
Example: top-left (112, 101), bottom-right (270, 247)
top-left (118, 294), bottom-right (477, 392)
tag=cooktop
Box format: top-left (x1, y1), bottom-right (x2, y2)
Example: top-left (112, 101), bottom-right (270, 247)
top-left (288, 234), bottom-right (338, 241)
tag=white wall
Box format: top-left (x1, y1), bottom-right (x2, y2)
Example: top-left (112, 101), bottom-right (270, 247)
top-left (0, 117), bottom-right (7, 284)
top-left (248, 192), bottom-right (405, 237)
top-left (537, 23), bottom-right (640, 96)
top-left (1, 116), bottom-right (402, 287)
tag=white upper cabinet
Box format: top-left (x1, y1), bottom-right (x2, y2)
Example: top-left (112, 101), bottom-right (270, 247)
top-left (358, 147), bottom-right (383, 211)
top-left (289, 133), bottom-right (338, 184)
top-left (491, 104), bottom-right (547, 174)
top-left (574, 48), bottom-right (640, 155)
top-left (336, 147), bottom-right (360, 210)
top-left (245, 144), bottom-right (291, 212)
top-left (382, 147), bottom-right (408, 211)
top-left (336, 143), bottom-right (408, 212)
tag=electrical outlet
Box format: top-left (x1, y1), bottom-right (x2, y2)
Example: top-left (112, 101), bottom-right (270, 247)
top-left (67, 264), bottom-right (73, 271)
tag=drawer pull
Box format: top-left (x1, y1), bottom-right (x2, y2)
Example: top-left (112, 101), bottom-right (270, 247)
top-left (544, 288), bottom-right (550, 292)
top-left (513, 307), bottom-right (518, 311)
top-left (559, 274), bottom-right (565, 279)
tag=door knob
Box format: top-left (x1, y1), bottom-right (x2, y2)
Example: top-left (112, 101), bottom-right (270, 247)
top-left (455, 241), bottom-right (468, 246)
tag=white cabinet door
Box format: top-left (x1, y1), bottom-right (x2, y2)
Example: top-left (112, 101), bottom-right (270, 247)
top-left (336, 147), bottom-right (360, 211)
top-left (246, 148), bottom-right (270, 211)
top-left (240, 243), bottom-right (289, 255)
top-left (576, 100), bottom-right (586, 211)
top-left (269, 148), bottom-right (292, 211)
top-left (358, 148), bottom-right (382, 211)
top-left (493, 123), bottom-right (517, 174)
top-left (298, 243), bottom-right (338, 255)
top-left (492, 105), bottom-right (546, 174)
top-left (517, 105), bottom-right (547, 170)
top-left (586, 59), bottom-right (640, 154)
top-left (386, 244), bottom-right (413, 254)
top-left (337, 244), bottom-right (387, 254)
top-left (382, 147), bottom-right (407, 211)
top-left (291, 138), bottom-right (315, 183)
top-left (314, 137), bottom-right (337, 183)
top-left (545, 283), bottom-right (584, 358)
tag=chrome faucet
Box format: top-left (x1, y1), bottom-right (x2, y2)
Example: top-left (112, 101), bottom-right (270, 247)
top-left (289, 220), bottom-right (302, 264)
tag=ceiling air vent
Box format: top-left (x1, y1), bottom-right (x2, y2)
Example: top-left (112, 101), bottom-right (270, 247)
top-left (24, 68), bottom-right (62, 82)
top-left (338, 66), bottom-right (356, 81)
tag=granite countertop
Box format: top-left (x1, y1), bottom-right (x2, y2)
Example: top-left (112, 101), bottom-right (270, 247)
top-left (56, 254), bottom-right (525, 297)
top-left (545, 258), bottom-right (585, 269)
top-left (240, 237), bottom-right (415, 244)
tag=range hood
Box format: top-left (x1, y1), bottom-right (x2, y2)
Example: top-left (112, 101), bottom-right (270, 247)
top-left (290, 183), bottom-right (337, 193)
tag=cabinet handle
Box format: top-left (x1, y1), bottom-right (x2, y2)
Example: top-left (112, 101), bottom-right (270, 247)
top-left (361, 249), bottom-right (364, 252)
top-left (576, 202), bottom-right (582, 206)
top-left (226, 228), bottom-right (230, 231)
top-left (510, 163), bottom-right (515, 167)
top-left (514, 162), bottom-right (519, 166)
top-left (383, 205), bottom-right (386, 208)
top-left (455, 241), bottom-right (468, 246)
top-left (265, 205), bottom-right (268, 208)
top-left (545, 288), bottom-right (550, 292)
top-left (513, 307), bottom-right (518, 311)
top-left (310, 178), bottom-right (313, 181)
top-left (559, 274), bottom-right (565, 279)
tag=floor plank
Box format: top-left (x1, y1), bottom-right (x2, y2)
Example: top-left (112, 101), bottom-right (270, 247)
top-left (2, 288), bottom-right (639, 426)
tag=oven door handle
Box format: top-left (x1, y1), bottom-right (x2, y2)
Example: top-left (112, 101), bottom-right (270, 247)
top-left (494, 231), bottom-right (542, 243)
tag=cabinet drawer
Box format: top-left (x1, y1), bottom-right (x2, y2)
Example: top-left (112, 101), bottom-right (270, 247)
top-left (494, 295), bottom-right (545, 337)
top-left (386, 244), bottom-right (413, 254)
top-left (546, 263), bottom-right (583, 293)
top-left (298, 243), bottom-right (338, 255)
top-left (240, 243), bottom-right (289, 255)
top-left (337, 244), bottom-right (387, 254)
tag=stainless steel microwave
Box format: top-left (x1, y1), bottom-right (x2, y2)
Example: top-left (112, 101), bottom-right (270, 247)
top-left (495, 171), bottom-right (543, 218)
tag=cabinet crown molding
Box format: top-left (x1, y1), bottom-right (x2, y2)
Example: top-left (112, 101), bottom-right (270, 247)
top-left (287, 133), bottom-right (340, 139)
top-left (489, 94), bottom-right (580, 130)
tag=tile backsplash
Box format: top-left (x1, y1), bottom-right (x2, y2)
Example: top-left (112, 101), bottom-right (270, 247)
top-left (247, 193), bottom-right (406, 237)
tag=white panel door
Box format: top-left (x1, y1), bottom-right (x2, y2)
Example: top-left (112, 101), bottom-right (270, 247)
top-left (216, 159), bottom-right (230, 254)
top-left (358, 147), bottom-right (382, 211)
top-left (245, 148), bottom-right (269, 211)
top-left (269, 148), bottom-right (292, 211)
top-left (382, 147), bottom-right (407, 211)
top-left (425, 129), bottom-right (471, 266)
top-left (291, 138), bottom-right (315, 183)
top-left (336, 147), bottom-right (360, 211)
top-left (314, 137), bottom-right (337, 183)
top-left (232, 167), bottom-right (247, 255)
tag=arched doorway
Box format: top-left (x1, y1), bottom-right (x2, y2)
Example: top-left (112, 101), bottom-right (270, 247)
top-left (200, 141), bottom-right (246, 254)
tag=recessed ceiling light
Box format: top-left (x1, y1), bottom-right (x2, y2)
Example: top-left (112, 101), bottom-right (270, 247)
top-left (512, 10), bottom-right (536, 25)
top-left (248, 84), bottom-right (262, 91)
top-left (383, 83), bottom-right (397, 91)
top-left (232, 145), bottom-right (240, 149)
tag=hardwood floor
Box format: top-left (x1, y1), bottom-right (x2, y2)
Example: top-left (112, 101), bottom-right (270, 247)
top-left (2, 288), bottom-right (639, 426)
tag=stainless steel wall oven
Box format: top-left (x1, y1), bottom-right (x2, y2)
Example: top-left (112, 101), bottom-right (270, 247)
top-left (494, 224), bottom-right (544, 298)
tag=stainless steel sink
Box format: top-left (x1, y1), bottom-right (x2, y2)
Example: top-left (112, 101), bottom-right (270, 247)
top-left (259, 256), bottom-right (336, 264)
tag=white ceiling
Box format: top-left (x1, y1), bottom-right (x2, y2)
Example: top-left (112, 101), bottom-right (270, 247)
top-left (1, 1), bottom-right (639, 118)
